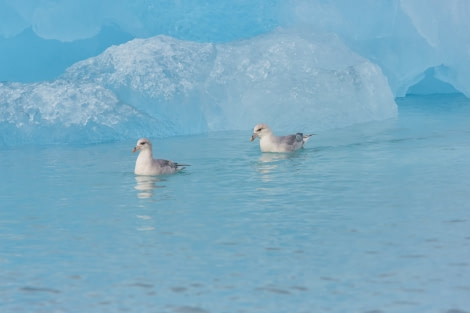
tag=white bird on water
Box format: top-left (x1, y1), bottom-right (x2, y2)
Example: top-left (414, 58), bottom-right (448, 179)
top-left (250, 123), bottom-right (313, 152)
top-left (132, 138), bottom-right (188, 175)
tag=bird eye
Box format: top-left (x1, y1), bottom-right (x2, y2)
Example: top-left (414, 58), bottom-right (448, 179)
top-left (257, 128), bottom-right (262, 132)
top-left (140, 142), bottom-right (146, 145)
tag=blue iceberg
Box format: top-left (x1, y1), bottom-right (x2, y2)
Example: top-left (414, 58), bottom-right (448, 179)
top-left (0, 1), bottom-right (468, 146)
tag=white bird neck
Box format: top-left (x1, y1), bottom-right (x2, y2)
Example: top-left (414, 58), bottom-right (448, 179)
top-left (137, 148), bottom-right (153, 161)
top-left (260, 131), bottom-right (274, 140)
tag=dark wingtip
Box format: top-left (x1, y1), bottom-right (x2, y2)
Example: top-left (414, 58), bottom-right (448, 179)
top-left (176, 163), bottom-right (191, 167)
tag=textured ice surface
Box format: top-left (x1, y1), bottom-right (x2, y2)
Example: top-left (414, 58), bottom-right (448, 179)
top-left (1, 0), bottom-right (470, 97)
top-left (0, 80), bottom-right (164, 146)
top-left (0, 30), bottom-right (396, 146)
top-left (1, 1), bottom-right (469, 146)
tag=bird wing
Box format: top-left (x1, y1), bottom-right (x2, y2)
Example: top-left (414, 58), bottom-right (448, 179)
top-left (278, 134), bottom-right (301, 146)
top-left (155, 159), bottom-right (177, 169)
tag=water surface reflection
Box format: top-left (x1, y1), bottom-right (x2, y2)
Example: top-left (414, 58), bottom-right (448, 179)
top-left (256, 152), bottom-right (298, 182)
top-left (134, 175), bottom-right (164, 199)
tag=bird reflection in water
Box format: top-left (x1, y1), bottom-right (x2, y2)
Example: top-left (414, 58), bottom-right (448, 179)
top-left (256, 151), bottom-right (310, 182)
top-left (258, 152), bottom-right (293, 164)
top-left (256, 153), bottom-right (293, 181)
top-left (134, 175), bottom-right (165, 199)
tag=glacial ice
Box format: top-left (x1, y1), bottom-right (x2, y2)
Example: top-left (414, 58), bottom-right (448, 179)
top-left (0, 0), bottom-right (469, 146)
top-left (0, 29), bottom-right (396, 145)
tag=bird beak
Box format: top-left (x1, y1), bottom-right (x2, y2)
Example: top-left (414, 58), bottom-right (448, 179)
top-left (250, 133), bottom-right (258, 142)
top-left (132, 146), bottom-right (138, 153)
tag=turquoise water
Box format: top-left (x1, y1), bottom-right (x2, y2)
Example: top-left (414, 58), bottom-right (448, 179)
top-left (1, 95), bottom-right (470, 313)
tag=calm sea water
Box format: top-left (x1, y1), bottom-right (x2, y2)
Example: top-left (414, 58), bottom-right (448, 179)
top-left (1, 95), bottom-right (470, 313)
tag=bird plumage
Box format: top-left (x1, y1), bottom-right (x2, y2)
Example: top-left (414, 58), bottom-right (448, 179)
top-left (132, 138), bottom-right (188, 175)
top-left (250, 123), bottom-right (313, 152)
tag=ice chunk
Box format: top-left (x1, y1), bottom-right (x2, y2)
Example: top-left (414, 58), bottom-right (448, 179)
top-left (0, 29), bottom-right (396, 146)
top-left (64, 29), bottom-right (396, 133)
